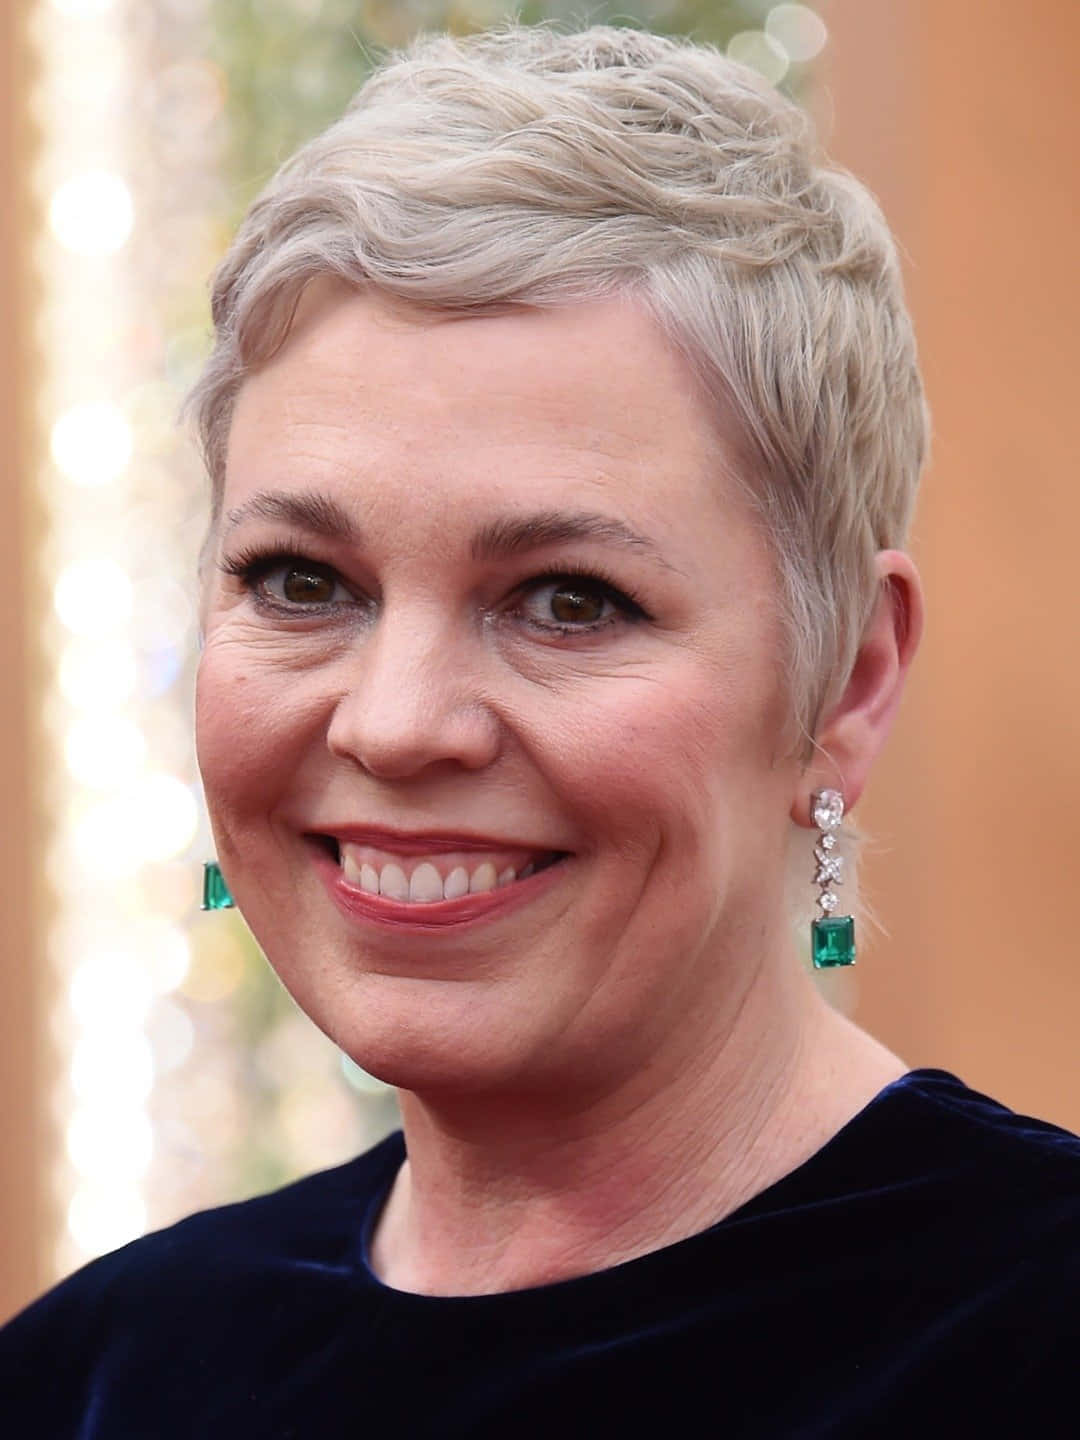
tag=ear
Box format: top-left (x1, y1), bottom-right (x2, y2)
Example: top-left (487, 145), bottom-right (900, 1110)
top-left (792, 550), bottom-right (924, 825)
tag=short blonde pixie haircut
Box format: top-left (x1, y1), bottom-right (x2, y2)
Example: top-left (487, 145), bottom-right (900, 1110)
top-left (189, 23), bottom-right (928, 744)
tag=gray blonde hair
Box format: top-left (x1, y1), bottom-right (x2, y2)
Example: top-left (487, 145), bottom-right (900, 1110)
top-left (189, 22), bottom-right (927, 747)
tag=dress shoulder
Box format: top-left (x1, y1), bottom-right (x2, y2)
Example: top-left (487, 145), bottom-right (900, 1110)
top-left (0, 1130), bottom-right (404, 1430)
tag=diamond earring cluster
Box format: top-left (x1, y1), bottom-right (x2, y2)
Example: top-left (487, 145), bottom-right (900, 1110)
top-left (810, 789), bottom-right (855, 969)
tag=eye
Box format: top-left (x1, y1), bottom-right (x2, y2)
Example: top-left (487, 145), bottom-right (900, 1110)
top-left (516, 573), bottom-right (646, 632)
top-left (220, 547), bottom-right (357, 611)
top-left (544, 581), bottom-right (610, 625)
top-left (268, 562), bottom-right (344, 606)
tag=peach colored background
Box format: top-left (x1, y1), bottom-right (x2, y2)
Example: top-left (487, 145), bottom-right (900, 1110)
top-left (1, 0), bottom-right (50, 1323)
top-left (825, 0), bottom-right (1080, 1126)
top-left (2, 0), bottom-right (1078, 1319)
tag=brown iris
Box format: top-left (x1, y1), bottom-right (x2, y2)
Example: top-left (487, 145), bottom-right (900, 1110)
top-left (549, 584), bottom-right (605, 625)
top-left (281, 566), bottom-right (336, 604)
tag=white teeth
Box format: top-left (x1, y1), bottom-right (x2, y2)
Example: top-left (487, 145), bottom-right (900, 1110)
top-left (379, 862), bottom-right (409, 901)
top-left (469, 862), bottom-right (498, 894)
top-left (409, 862), bottom-right (444, 903)
top-left (443, 866), bottom-right (469, 900)
top-left (339, 847), bottom-right (549, 903)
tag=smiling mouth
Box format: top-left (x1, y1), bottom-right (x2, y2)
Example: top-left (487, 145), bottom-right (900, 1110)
top-left (313, 838), bottom-right (569, 906)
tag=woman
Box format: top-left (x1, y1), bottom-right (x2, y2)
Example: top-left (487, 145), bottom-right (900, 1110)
top-left (4, 23), bottom-right (1078, 1436)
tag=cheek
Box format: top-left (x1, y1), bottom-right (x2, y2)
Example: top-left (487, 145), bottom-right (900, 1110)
top-left (528, 668), bottom-right (746, 846)
top-left (195, 643), bottom-right (325, 817)
top-left (529, 650), bottom-right (792, 891)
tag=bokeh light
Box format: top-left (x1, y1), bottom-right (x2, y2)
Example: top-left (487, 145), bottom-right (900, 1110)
top-left (66, 1185), bottom-right (146, 1258)
top-left (765, 4), bottom-right (828, 63)
top-left (71, 773), bottom-right (199, 874)
top-left (64, 713), bottom-right (147, 789)
top-left (70, 1030), bottom-right (154, 1105)
top-left (54, 558), bottom-right (134, 637)
top-left (132, 578), bottom-right (196, 652)
top-left (155, 61), bottom-right (227, 137)
top-left (68, 943), bottom-right (155, 1031)
top-left (58, 639), bottom-right (138, 711)
top-left (49, 171), bottom-right (134, 257)
top-left (50, 0), bottom-right (116, 14)
top-left (146, 999), bottom-right (196, 1073)
top-left (135, 774), bottom-right (200, 862)
top-left (183, 916), bottom-right (249, 1005)
top-left (50, 403), bottom-right (133, 487)
top-left (726, 30), bottom-right (790, 87)
top-left (142, 922), bottom-right (193, 995)
top-left (67, 1107), bottom-right (153, 1182)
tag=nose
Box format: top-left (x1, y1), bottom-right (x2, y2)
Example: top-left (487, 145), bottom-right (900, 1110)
top-left (325, 609), bottom-right (502, 779)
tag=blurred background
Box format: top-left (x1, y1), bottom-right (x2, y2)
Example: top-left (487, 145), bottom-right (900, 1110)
top-left (1, 0), bottom-right (1077, 1321)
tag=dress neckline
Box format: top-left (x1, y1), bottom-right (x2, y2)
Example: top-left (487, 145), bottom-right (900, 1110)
top-left (354, 1067), bottom-right (966, 1307)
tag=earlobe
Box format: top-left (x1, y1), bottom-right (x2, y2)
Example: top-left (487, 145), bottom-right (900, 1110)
top-left (792, 550), bottom-right (923, 826)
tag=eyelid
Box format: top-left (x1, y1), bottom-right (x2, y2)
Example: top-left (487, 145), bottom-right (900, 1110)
top-left (219, 541), bottom-right (330, 578)
top-left (219, 544), bottom-right (361, 611)
top-left (517, 566), bottom-right (649, 616)
top-left (218, 545), bottom-right (651, 625)
top-left (509, 568), bottom-right (651, 637)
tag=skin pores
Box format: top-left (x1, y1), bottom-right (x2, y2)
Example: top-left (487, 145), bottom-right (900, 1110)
top-left (196, 286), bottom-right (804, 1105)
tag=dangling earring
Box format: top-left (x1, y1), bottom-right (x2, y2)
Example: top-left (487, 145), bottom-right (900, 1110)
top-left (810, 789), bottom-right (855, 968)
top-left (202, 860), bottom-right (235, 911)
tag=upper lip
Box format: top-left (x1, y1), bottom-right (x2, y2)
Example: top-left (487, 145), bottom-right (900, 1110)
top-left (306, 825), bottom-right (571, 856)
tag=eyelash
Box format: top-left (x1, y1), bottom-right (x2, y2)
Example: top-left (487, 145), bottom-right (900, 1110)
top-left (512, 566), bottom-right (649, 635)
top-left (219, 544), bottom-right (359, 612)
top-left (218, 545), bottom-right (651, 634)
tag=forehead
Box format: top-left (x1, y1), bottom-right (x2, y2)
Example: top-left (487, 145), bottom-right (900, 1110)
top-left (223, 285), bottom-right (749, 553)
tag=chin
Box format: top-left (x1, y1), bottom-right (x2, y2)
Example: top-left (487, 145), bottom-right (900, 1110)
top-left (272, 966), bottom-right (561, 1100)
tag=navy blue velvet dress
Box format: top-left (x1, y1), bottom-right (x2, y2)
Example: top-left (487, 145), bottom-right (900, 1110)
top-left (3, 1069), bottom-right (1079, 1436)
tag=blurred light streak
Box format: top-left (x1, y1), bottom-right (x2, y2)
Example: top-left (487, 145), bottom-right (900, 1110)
top-left (35, 0), bottom-right (214, 1275)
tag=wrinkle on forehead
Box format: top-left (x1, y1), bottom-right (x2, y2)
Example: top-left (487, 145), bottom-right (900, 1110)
top-left (222, 286), bottom-right (765, 600)
top-left (246, 284), bottom-right (716, 446)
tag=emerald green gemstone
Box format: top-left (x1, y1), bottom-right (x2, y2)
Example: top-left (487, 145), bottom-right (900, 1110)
top-left (811, 915), bottom-right (855, 969)
top-left (202, 861), bottom-right (235, 911)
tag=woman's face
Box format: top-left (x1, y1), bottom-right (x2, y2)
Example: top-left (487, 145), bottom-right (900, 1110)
top-left (197, 285), bottom-right (802, 1100)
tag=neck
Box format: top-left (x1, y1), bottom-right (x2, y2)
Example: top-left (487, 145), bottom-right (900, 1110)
top-left (369, 951), bottom-right (904, 1296)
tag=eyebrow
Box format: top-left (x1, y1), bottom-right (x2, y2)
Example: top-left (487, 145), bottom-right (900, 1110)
top-left (224, 490), bottom-right (361, 542)
top-left (224, 489), bottom-right (676, 571)
top-left (469, 511), bottom-right (675, 569)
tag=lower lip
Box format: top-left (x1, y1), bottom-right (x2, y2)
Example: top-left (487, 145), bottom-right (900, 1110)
top-left (312, 847), bottom-right (569, 932)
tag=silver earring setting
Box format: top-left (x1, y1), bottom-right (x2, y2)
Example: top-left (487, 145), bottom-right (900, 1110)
top-left (810, 789), bottom-right (855, 968)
